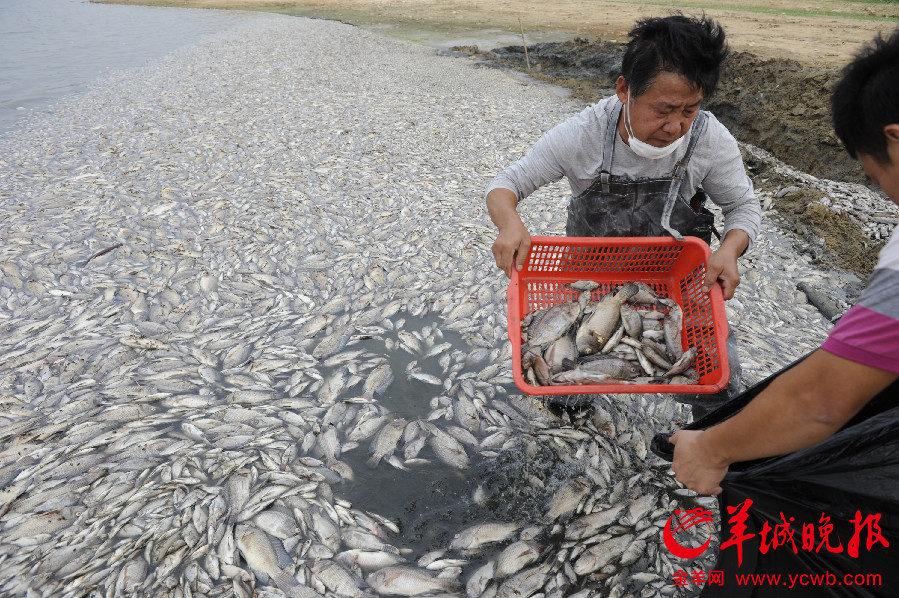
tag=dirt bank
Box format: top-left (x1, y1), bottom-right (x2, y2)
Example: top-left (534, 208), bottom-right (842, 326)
top-left (484, 39), bottom-right (860, 183)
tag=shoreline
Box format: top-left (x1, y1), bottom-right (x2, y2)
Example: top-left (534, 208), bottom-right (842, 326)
top-left (91, 0), bottom-right (899, 281)
top-left (93, 0), bottom-right (899, 69)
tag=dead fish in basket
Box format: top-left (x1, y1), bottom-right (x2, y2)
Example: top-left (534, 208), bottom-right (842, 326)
top-left (522, 300), bottom-right (582, 354)
top-left (575, 282), bottom-right (638, 355)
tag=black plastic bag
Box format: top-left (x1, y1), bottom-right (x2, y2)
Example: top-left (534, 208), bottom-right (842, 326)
top-left (652, 355), bottom-right (899, 597)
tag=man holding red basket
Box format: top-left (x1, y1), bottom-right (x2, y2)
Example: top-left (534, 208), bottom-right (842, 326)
top-left (486, 14), bottom-right (761, 412)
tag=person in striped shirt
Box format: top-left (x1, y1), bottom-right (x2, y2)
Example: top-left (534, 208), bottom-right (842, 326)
top-left (670, 28), bottom-right (899, 495)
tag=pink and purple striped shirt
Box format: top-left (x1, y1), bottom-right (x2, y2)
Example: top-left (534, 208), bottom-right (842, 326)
top-left (822, 228), bottom-right (899, 374)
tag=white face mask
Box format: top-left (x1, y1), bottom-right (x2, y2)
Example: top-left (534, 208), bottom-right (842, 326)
top-left (623, 91), bottom-right (685, 160)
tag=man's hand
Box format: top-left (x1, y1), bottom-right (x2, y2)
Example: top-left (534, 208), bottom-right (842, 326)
top-left (669, 429), bottom-right (728, 495)
top-left (492, 221), bottom-right (531, 278)
top-left (703, 229), bottom-right (750, 299)
top-left (487, 188), bottom-right (531, 278)
top-left (704, 249), bottom-right (740, 299)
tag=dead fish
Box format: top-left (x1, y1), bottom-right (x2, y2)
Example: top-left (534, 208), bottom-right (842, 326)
top-left (641, 344), bottom-right (673, 370)
top-left (600, 324), bottom-right (625, 354)
top-left (564, 505), bottom-right (625, 540)
top-left (465, 561), bottom-right (496, 598)
top-left (366, 566), bottom-right (459, 596)
top-left (367, 418), bottom-right (408, 468)
top-left (572, 356), bottom-right (642, 379)
top-left (619, 304), bottom-right (642, 338)
top-left (225, 469), bottom-right (252, 524)
top-left (532, 353), bottom-right (552, 386)
top-left (573, 534), bottom-right (634, 575)
top-left (253, 510), bottom-right (300, 540)
top-left (347, 414), bottom-right (389, 443)
top-left (633, 344), bottom-right (656, 375)
top-left (335, 549), bottom-right (407, 573)
top-left (664, 346), bottom-right (699, 377)
top-left (576, 282), bottom-right (638, 355)
top-left (235, 524), bottom-right (299, 591)
top-left (307, 505), bottom-right (342, 552)
top-left (662, 300), bottom-right (684, 360)
top-left (310, 560), bottom-right (365, 597)
top-left (425, 425), bottom-right (470, 470)
top-left (449, 522), bottom-right (521, 552)
top-left (313, 326), bottom-right (352, 360)
top-left (495, 540), bottom-right (541, 578)
top-left (544, 476), bottom-right (591, 522)
top-left (543, 332), bottom-right (577, 373)
top-left (317, 424), bottom-right (341, 466)
top-left (354, 362), bottom-right (394, 402)
top-left (569, 280), bottom-right (600, 292)
top-left (496, 562), bottom-right (553, 598)
top-left (550, 369), bottom-right (633, 386)
top-left (630, 281), bottom-right (663, 304)
top-left (523, 301), bottom-right (581, 351)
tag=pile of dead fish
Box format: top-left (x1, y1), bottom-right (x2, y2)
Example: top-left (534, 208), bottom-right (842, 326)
top-left (0, 10), bottom-right (870, 598)
top-left (520, 281), bottom-right (701, 388)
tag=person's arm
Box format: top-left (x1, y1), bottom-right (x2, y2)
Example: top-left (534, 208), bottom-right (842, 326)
top-left (485, 103), bottom-right (608, 277)
top-left (703, 229), bottom-right (749, 299)
top-left (697, 115), bottom-right (762, 267)
top-left (487, 188), bottom-right (531, 278)
top-left (670, 349), bottom-right (898, 495)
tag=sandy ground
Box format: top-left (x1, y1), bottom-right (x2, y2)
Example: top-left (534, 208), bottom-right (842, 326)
top-left (98, 0), bottom-right (899, 69)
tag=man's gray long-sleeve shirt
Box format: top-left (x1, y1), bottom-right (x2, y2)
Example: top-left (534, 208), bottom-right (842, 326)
top-left (487, 96), bottom-right (761, 245)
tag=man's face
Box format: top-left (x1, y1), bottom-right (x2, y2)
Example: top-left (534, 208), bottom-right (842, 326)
top-left (858, 124), bottom-right (899, 206)
top-left (616, 72), bottom-right (703, 147)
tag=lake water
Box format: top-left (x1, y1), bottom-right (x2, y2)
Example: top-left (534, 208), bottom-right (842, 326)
top-left (0, 0), bottom-right (259, 131)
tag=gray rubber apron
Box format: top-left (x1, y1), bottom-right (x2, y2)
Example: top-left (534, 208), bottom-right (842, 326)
top-left (566, 102), bottom-right (716, 243)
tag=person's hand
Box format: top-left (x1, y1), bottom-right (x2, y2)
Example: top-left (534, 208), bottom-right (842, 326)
top-left (491, 219), bottom-right (531, 278)
top-left (703, 230), bottom-right (750, 299)
top-left (670, 429), bottom-right (728, 495)
top-left (703, 247), bottom-right (740, 299)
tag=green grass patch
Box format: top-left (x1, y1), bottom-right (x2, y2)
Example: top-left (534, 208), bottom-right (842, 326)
top-left (386, 33), bottom-right (425, 42)
top-left (594, 0), bottom-right (897, 20)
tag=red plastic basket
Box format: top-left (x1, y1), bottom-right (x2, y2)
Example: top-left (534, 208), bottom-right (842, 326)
top-left (507, 236), bottom-right (729, 395)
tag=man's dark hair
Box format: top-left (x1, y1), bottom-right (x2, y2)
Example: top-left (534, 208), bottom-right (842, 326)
top-left (832, 28), bottom-right (899, 164)
top-left (622, 14), bottom-right (728, 99)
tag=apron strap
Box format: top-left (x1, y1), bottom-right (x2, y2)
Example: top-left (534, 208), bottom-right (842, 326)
top-left (598, 102), bottom-right (622, 194)
top-left (661, 111), bottom-right (709, 240)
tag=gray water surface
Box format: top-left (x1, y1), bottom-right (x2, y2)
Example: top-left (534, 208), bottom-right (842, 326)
top-left (0, 0), bottom-right (258, 131)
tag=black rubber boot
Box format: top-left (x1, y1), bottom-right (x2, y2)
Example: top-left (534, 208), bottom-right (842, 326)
top-left (541, 393), bottom-right (599, 409)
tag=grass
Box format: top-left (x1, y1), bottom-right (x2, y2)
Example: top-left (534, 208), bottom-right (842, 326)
top-left (595, 0), bottom-right (899, 20)
top-left (386, 33), bottom-right (425, 42)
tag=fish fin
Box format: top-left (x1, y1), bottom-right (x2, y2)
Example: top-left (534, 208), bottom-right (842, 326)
top-left (271, 570), bottom-right (300, 590)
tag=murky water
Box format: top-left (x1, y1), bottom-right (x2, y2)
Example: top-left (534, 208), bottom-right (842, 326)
top-left (0, 0), bottom-right (258, 131)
